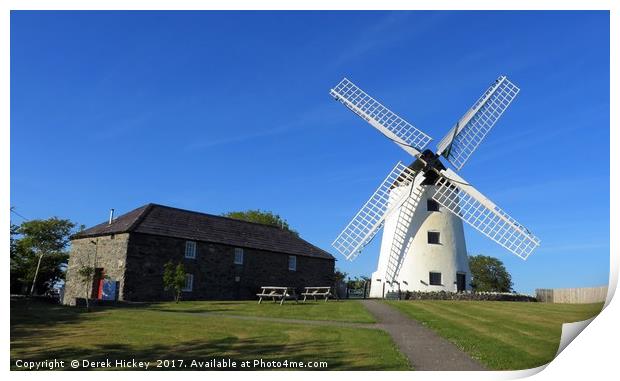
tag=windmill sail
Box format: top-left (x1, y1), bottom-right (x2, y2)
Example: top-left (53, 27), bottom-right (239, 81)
top-left (431, 168), bottom-right (540, 259)
top-left (332, 162), bottom-right (422, 261)
top-left (330, 78), bottom-right (432, 157)
top-left (436, 76), bottom-right (520, 170)
top-left (330, 75), bottom-right (540, 266)
top-left (384, 191), bottom-right (424, 282)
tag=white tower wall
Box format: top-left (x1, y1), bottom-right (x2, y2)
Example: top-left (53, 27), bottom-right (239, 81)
top-left (369, 185), bottom-right (471, 298)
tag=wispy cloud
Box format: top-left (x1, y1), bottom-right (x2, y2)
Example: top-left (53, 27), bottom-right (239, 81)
top-left (485, 174), bottom-right (608, 202)
top-left (327, 11), bottom-right (449, 70)
top-left (184, 124), bottom-right (292, 150)
top-left (537, 242), bottom-right (609, 254)
top-left (466, 103), bottom-right (608, 171)
top-left (183, 101), bottom-right (342, 151)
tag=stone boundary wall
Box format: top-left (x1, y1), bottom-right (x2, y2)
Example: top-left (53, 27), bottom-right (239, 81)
top-left (400, 290), bottom-right (537, 302)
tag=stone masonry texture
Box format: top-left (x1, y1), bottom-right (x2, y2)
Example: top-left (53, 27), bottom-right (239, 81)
top-left (64, 233), bottom-right (130, 305)
top-left (64, 232), bottom-right (335, 304)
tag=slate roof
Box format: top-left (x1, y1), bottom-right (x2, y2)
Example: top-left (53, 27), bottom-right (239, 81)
top-left (72, 204), bottom-right (335, 260)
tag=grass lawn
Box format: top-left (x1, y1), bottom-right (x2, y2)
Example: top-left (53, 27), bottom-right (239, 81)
top-left (11, 298), bottom-right (408, 371)
top-left (385, 300), bottom-right (603, 370)
top-left (145, 299), bottom-right (376, 323)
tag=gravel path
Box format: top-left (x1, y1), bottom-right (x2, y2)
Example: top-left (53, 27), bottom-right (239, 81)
top-left (180, 300), bottom-right (485, 371)
top-left (361, 300), bottom-right (486, 371)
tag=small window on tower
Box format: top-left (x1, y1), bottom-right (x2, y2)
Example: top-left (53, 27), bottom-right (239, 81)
top-left (427, 199), bottom-right (440, 212)
top-left (429, 272), bottom-right (442, 286)
top-left (428, 231), bottom-right (440, 245)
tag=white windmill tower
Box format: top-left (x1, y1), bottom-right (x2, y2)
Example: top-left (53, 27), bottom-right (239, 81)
top-left (330, 76), bottom-right (541, 297)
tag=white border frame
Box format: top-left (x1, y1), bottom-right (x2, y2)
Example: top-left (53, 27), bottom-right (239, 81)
top-left (2, 2), bottom-right (616, 381)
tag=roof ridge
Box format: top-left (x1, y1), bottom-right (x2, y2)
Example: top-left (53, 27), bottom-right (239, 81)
top-left (72, 203), bottom-right (335, 260)
top-left (126, 203), bottom-right (156, 232)
top-left (148, 203), bottom-right (297, 232)
top-left (145, 204), bottom-right (336, 259)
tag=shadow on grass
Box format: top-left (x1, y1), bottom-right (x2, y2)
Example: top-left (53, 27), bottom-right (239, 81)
top-left (145, 301), bottom-right (324, 315)
top-left (11, 298), bottom-right (397, 371)
top-left (12, 335), bottom-right (383, 371)
top-left (11, 297), bottom-right (85, 328)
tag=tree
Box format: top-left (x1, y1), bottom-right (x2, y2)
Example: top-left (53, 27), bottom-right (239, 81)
top-left (346, 275), bottom-right (371, 298)
top-left (76, 265), bottom-right (95, 311)
top-left (163, 261), bottom-right (186, 303)
top-left (346, 276), bottom-right (368, 290)
top-left (332, 269), bottom-right (348, 299)
top-left (468, 255), bottom-right (513, 293)
top-left (222, 209), bottom-right (299, 236)
top-left (11, 217), bottom-right (76, 295)
top-left (334, 269), bottom-right (348, 284)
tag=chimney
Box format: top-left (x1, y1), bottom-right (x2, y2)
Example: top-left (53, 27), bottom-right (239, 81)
top-left (108, 208), bottom-right (115, 224)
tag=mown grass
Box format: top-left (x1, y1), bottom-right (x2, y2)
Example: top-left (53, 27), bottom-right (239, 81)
top-left (385, 300), bottom-right (603, 370)
top-left (146, 299), bottom-right (376, 323)
top-left (11, 298), bottom-right (408, 371)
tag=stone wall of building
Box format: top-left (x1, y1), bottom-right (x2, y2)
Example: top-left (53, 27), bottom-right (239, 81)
top-left (63, 234), bottom-right (130, 305)
top-left (124, 233), bottom-right (335, 301)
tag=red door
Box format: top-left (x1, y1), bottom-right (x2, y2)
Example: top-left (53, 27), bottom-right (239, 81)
top-left (97, 279), bottom-right (104, 299)
top-left (91, 268), bottom-right (104, 299)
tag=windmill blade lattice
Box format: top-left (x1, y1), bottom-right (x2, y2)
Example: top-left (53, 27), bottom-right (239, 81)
top-left (384, 183), bottom-right (425, 282)
top-left (332, 162), bottom-right (419, 261)
top-left (432, 169), bottom-right (540, 259)
top-left (436, 76), bottom-right (520, 170)
top-left (330, 78), bottom-right (432, 157)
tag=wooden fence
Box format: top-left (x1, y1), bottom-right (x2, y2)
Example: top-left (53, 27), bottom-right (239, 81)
top-left (535, 286), bottom-right (608, 304)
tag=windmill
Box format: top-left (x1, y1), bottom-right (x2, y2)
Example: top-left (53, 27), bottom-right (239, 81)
top-left (330, 76), bottom-right (540, 297)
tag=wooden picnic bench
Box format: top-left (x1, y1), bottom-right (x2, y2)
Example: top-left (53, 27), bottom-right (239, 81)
top-left (301, 286), bottom-right (332, 302)
top-left (256, 286), bottom-right (298, 305)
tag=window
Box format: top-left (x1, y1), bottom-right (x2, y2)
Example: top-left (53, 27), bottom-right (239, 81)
top-left (428, 231), bottom-right (440, 245)
top-left (288, 255), bottom-right (297, 271)
top-left (427, 199), bottom-right (440, 212)
top-left (429, 272), bottom-right (442, 286)
top-left (185, 241), bottom-right (196, 259)
top-left (182, 273), bottom-right (194, 292)
top-left (234, 248), bottom-right (244, 265)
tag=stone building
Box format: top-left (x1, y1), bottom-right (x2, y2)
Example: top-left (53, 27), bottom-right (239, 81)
top-left (63, 203), bottom-right (335, 305)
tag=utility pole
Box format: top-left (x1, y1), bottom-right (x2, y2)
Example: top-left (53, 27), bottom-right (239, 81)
top-left (30, 251), bottom-right (44, 295)
top-left (12, 206), bottom-right (39, 295)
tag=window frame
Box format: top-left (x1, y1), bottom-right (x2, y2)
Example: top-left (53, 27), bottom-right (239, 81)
top-left (456, 272), bottom-right (467, 292)
top-left (234, 247), bottom-right (244, 265)
top-left (185, 240), bottom-right (197, 259)
top-left (288, 255), bottom-right (297, 271)
top-left (182, 273), bottom-right (194, 292)
top-left (429, 272), bottom-right (442, 286)
top-left (427, 199), bottom-right (440, 212)
top-left (427, 231), bottom-right (441, 245)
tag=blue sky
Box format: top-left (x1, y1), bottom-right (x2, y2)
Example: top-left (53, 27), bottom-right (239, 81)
top-left (10, 11), bottom-right (609, 294)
